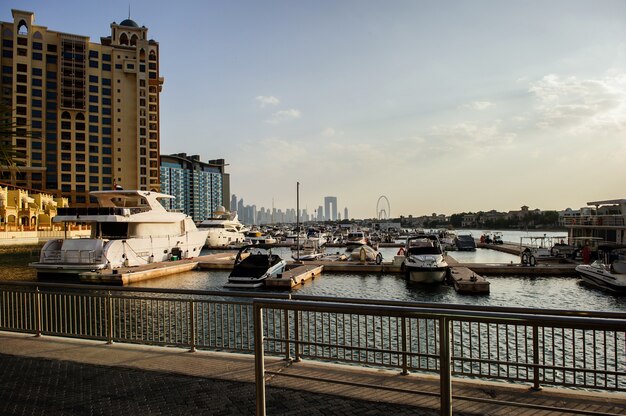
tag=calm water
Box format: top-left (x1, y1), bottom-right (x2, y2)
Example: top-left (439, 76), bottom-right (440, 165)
top-left (3, 245), bottom-right (625, 313)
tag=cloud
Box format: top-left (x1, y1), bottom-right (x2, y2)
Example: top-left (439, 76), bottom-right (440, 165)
top-left (463, 101), bottom-right (493, 111)
top-left (529, 73), bottom-right (626, 134)
top-left (266, 109), bottom-right (302, 124)
top-left (429, 122), bottom-right (515, 155)
top-left (255, 95), bottom-right (280, 108)
top-left (322, 128), bottom-right (336, 137)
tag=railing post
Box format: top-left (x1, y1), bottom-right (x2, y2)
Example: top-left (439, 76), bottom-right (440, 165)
top-left (106, 291), bottom-right (113, 344)
top-left (439, 316), bottom-right (452, 416)
top-left (284, 308), bottom-right (291, 361)
top-left (253, 302), bottom-right (266, 416)
top-left (189, 299), bottom-right (196, 352)
top-left (294, 310), bottom-right (301, 362)
top-left (401, 316), bottom-right (408, 375)
top-left (35, 286), bottom-right (42, 337)
top-left (531, 324), bottom-right (541, 391)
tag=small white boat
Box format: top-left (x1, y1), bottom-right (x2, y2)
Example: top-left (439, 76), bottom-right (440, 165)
top-left (198, 206), bottom-right (247, 248)
top-left (575, 245), bottom-right (626, 294)
top-left (403, 235), bottom-right (448, 284)
top-left (292, 239), bottom-right (325, 261)
top-left (439, 230), bottom-right (458, 251)
top-left (346, 231), bottom-right (368, 245)
top-left (224, 245), bottom-right (287, 289)
top-left (30, 190), bottom-right (208, 276)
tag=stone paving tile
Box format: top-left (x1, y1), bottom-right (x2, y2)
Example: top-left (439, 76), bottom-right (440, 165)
top-left (0, 354), bottom-right (438, 416)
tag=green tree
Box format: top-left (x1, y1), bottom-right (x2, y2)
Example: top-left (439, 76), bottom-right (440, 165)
top-left (0, 102), bottom-right (19, 170)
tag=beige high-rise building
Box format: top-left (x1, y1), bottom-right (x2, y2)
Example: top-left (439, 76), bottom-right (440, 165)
top-left (0, 9), bottom-right (163, 206)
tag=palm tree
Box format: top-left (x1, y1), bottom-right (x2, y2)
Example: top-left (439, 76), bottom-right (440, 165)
top-left (0, 102), bottom-right (22, 181)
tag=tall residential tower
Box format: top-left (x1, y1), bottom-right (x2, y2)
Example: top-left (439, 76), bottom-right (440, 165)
top-left (0, 9), bottom-right (163, 205)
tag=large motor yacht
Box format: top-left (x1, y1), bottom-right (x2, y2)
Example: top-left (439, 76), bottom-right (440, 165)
top-left (198, 206), bottom-right (247, 248)
top-left (30, 190), bottom-right (208, 276)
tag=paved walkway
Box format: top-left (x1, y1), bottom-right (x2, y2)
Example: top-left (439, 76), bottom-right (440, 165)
top-left (1, 331), bottom-right (625, 415)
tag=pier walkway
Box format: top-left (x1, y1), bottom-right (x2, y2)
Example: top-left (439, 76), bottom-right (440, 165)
top-left (1, 331), bottom-right (624, 415)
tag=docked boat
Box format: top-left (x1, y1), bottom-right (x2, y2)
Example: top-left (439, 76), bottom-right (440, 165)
top-left (346, 230), bottom-right (368, 245)
top-left (403, 235), bottom-right (449, 283)
top-left (224, 245), bottom-right (287, 289)
top-left (198, 206), bottom-right (247, 248)
top-left (30, 190), bottom-right (208, 276)
top-left (456, 234), bottom-right (476, 251)
top-left (344, 243), bottom-right (383, 264)
top-left (564, 199), bottom-right (626, 247)
top-left (439, 230), bottom-right (458, 251)
top-left (575, 245), bottom-right (626, 294)
top-left (292, 239), bottom-right (325, 261)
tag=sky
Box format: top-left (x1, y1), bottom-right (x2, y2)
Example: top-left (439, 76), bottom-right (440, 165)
top-left (4, 1), bottom-right (626, 219)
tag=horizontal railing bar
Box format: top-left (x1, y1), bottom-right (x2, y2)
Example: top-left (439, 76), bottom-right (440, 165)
top-left (253, 299), bottom-right (626, 330)
top-left (290, 294), bottom-right (626, 320)
top-left (2, 281), bottom-right (625, 320)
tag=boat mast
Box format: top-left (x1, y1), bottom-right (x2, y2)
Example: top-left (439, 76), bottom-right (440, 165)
top-left (296, 182), bottom-right (300, 262)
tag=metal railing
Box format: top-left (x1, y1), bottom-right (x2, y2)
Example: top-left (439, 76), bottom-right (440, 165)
top-left (39, 249), bottom-right (98, 264)
top-left (0, 282), bottom-right (625, 413)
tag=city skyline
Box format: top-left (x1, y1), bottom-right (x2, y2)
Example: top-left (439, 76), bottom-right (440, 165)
top-left (4, 1), bottom-right (625, 218)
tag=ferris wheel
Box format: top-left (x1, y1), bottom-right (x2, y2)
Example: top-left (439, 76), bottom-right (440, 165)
top-left (376, 196), bottom-right (391, 220)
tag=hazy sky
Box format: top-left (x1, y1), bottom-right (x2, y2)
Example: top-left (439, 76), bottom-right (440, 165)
top-left (5, 1), bottom-right (626, 218)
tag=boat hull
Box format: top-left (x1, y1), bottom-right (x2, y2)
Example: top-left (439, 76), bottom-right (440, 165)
top-left (30, 230), bottom-right (208, 276)
top-left (575, 264), bottom-right (626, 294)
top-left (225, 259), bottom-right (287, 289)
top-left (406, 267), bottom-right (448, 284)
top-left (206, 231), bottom-right (246, 248)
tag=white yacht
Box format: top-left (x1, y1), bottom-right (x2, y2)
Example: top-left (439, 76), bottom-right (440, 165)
top-left (198, 206), bottom-right (247, 248)
top-left (30, 190), bottom-right (208, 276)
top-left (403, 234), bottom-right (449, 284)
top-left (575, 244), bottom-right (626, 294)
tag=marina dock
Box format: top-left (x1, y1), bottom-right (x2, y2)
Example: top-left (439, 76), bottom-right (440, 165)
top-left (79, 252), bottom-right (237, 285)
top-left (265, 264), bottom-right (324, 288)
top-left (445, 257), bottom-right (490, 294)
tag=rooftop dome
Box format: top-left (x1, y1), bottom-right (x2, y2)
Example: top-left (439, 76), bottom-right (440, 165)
top-left (119, 19), bottom-right (139, 28)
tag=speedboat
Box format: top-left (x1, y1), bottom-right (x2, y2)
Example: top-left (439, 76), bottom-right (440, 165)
top-left (403, 235), bottom-right (448, 283)
top-left (575, 245), bottom-right (626, 294)
top-left (456, 234), bottom-right (476, 251)
top-left (346, 231), bottom-right (368, 245)
top-left (198, 207), bottom-right (247, 248)
top-left (30, 190), bottom-right (208, 277)
top-left (225, 245), bottom-right (287, 289)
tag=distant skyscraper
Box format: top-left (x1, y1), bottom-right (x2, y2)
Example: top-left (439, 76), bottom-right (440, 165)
top-left (344, 207), bottom-right (349, 220)
top-left (317, 206), bottom-right (324, 222)
top-left (231, 194), bottom-right (237, 213)
top-left (324, 196), bottom-right (338, 221)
